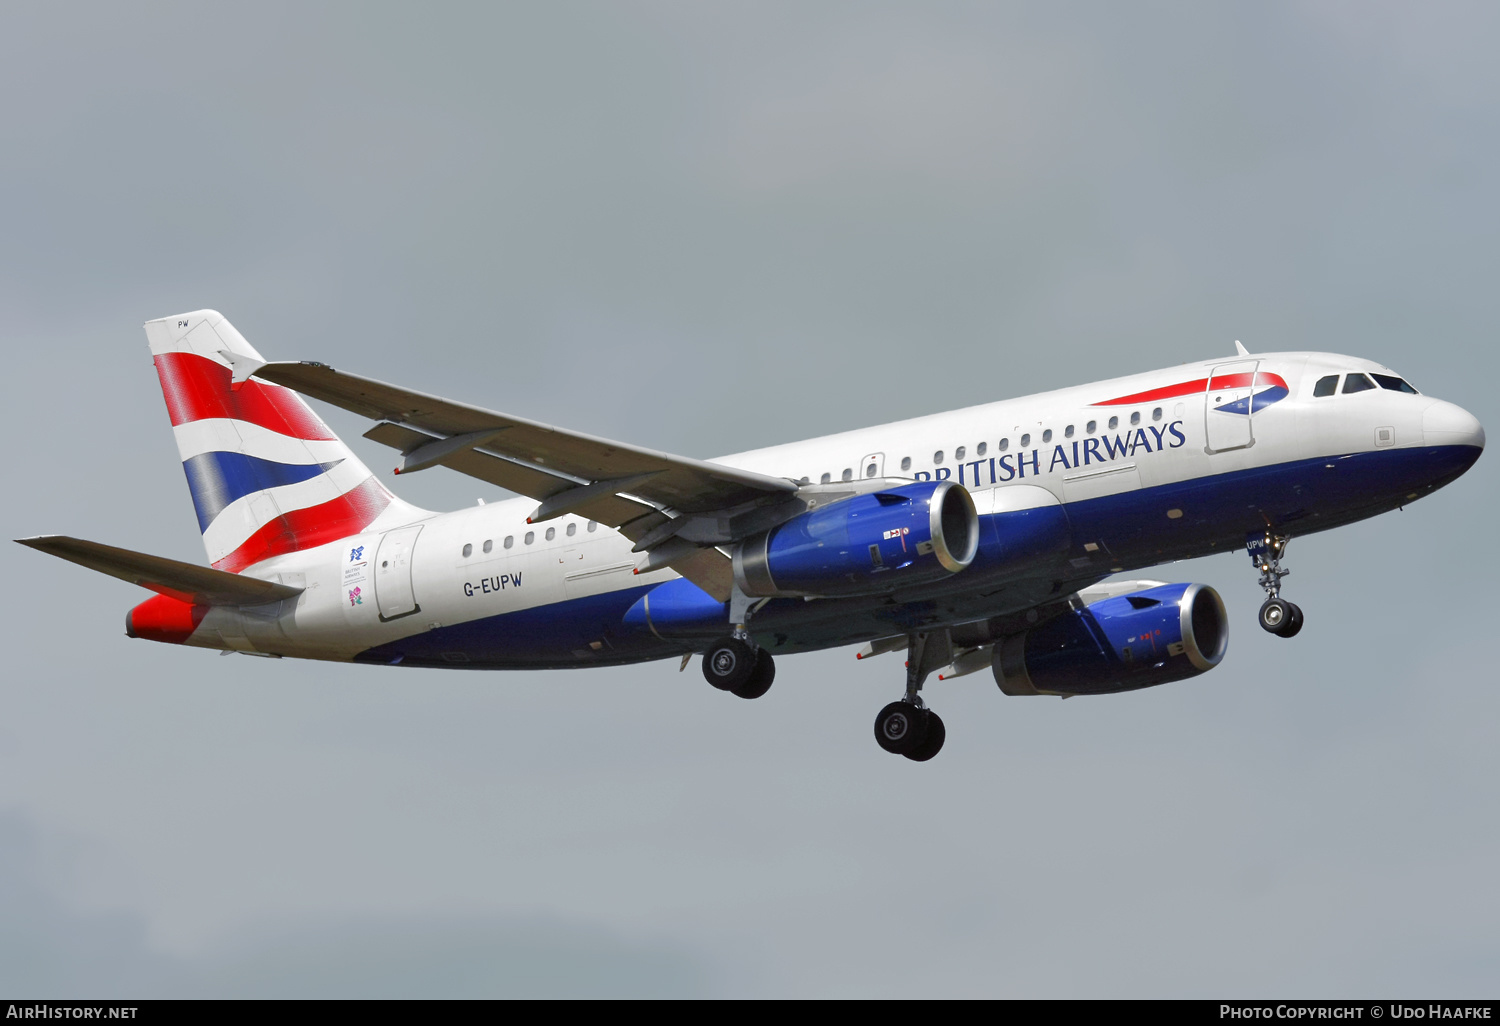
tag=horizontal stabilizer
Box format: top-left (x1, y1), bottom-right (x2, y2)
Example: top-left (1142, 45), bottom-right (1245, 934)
top-left (15, 535), bottom-right (303, 606)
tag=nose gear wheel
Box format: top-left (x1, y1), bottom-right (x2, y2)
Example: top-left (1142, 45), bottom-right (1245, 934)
top-left (1248, 531), bottom-right (1305, 639)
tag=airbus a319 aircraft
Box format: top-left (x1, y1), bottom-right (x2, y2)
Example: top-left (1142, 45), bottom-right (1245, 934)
top-left (19, 311), bottom-right (1484, 761)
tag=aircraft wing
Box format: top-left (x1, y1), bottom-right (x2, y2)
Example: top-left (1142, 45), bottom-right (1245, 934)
top-left (253, 361), bottom-right (801, 601)
top-left (15, 536), bottom-right (304, 606)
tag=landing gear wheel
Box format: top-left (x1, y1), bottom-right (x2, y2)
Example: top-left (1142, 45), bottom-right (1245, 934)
top-left (730, 648), bottom-right (775, 700)
top-left (904, 711), bottom-right (946, 762)
top-left (874, 701), bottom-right (929, 755)
top-left (702, 637), bottom-right (755, 692)
top-left (1258, 598), bottom-right (1293, 635)
top-left (1281, 603), bottom-right (1304, 638)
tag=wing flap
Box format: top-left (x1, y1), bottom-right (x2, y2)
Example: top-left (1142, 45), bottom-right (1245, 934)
top-left (16, 536), bottom-right (303, 606)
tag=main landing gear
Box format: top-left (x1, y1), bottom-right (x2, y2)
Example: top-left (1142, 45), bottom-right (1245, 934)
top-left (1249, 531), bottom-right (1304, 638)
top-left (873, 631), bottom-right (949, 762)
top-left (702, 629), bottom-right (775, 700)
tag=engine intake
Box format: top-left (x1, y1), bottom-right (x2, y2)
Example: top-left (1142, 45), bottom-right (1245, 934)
top-left (993, 582), bottom-right (1228, 696)
top-left (734, 480), bottom-right (978, 598)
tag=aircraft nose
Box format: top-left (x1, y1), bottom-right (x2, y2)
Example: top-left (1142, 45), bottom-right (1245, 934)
top-left (1423, 400), bottom-right (1485, 450)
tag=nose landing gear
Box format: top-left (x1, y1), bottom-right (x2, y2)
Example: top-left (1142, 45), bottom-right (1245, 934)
top-left (872, 631), bottom-right (950, 761)
top-left (1249, 532), bottom-right (1304, 638)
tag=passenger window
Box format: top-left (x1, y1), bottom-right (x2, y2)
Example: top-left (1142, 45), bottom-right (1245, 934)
top-left (1152, 407), bottom-right (1162, 421)
top-left (483, 539), bottom-right (493, 554)
top-left (1108, 416), bottom-right (1118, 430)
top-left (1313, 375), bottom-right (1338, 397)
top-left (955, 446), bottom-right (966, 460)
top-left (998, 438), bottom-right (1009, 451)
top-left (1343, 373), bottom-right (1375, 394)
top-left (566, 523), bottom-right (576, 537)
top-left (900, 456), bottom-right (912, 471)
top-left (841, 468), bottom-right (853, 482)
top-left (1130, 411), bottom-right (1141, 426)
top-left (524, 531), bottom-right (534, 545)
top-left (545, 527), bottom-right (556, 541)
top-left (976, 441), bottom-right (987, 456)
top-left (1064, 425), bottom-right (1074, 438)
top-left (462, 543), bottom-right (472, 558)
top-left (504, 535), bottom-right (514, 549)
top-left (1372, 373), bottom-right (1420, 394)
top-left (1042, 429), bottom-right (1052, 443)
top-left (933, 451), bottom-right (944, 465)
top-left (587, 522), bottom-right (597, 532)
top-left (1086, 420), bottom-right (1096, 434)
top-left (1020, 434), bottom-right (1030, 447)
top-left (820, 473), bottom-right (831, 484)
top-left (798, 476), bottom-right (810, 485)
top-left (865, 462), bottom-right (877, 478)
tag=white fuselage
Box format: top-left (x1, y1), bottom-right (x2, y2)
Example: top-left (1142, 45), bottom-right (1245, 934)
top-left (188, 350), bottom-right (1481, 664)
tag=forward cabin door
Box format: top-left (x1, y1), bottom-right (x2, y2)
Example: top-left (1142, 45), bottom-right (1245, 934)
top-left (374, 524), bottom-right (423, 621)
top-left (1204, 360), bottom-right (1258, 453)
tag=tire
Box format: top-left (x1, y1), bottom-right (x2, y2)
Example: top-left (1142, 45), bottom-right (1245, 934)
top-left (874, 701), bottom-right (929, 755)
top-left (1258, 598), bottom-right (1292, 634)
top-left (904, 711), bottom-right (946, 762)
top-left (702, 637), bottom-right (756, 692)
top-left (1280, 603), bottom-right (1305, 638)
top-left (731, 648), bottom-right (775, 699)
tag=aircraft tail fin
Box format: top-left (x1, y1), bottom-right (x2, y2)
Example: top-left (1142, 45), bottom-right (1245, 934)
top-left (143, 310), bottom-right (422, 572)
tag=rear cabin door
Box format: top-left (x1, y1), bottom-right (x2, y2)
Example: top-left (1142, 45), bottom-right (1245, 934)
top-left (374, 524), bottom-right (423, 621)
top-left (1204, 360), bottom-right (1258, 453)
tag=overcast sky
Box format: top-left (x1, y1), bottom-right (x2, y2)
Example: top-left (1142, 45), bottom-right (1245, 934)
top-left (2, 1), bottom-right (1497, 997)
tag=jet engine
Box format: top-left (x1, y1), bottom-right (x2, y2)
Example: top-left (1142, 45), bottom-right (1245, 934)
top-left (993, 582), bottom-right (1228, 696)
top-left (733, 480), bottom-right (979, 598)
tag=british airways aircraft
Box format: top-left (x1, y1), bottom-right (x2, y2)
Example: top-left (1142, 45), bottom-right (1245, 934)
top-left (18, 310), bottom-right (1484, 761)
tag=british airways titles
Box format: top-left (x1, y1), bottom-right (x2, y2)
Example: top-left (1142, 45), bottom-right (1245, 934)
top-left (908, 420), bottom-right (1187, 486)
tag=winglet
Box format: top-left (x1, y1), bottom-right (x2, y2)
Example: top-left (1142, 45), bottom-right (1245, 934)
top-left (218, 349), bottom-right (267, 386)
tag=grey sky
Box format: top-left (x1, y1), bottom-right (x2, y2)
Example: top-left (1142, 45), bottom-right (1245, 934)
top-left (2, 1), bottom-right (1496, 997)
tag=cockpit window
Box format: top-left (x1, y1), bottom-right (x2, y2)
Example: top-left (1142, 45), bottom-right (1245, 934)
top-left (1342, 373), bottom-right (1376, 394)
top-left (1372, 373), bottom-right (1419, 394)
top-left (1313, 375), bottom-right (1338, 397)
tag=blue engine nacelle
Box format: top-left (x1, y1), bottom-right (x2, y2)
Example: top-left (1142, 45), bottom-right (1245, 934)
top-left (733, 480), bottom-right (979, 598)
top-left (992, 582), bottom-right (1228, 696)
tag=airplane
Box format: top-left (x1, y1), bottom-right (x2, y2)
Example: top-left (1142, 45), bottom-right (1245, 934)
top-left (17, 310), bottom-right (1484, 761)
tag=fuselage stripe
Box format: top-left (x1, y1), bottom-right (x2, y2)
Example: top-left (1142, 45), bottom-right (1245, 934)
top-left (1093, 372), bottom-right (1288, 407)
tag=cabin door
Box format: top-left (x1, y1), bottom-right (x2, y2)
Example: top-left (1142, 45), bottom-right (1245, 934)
top-left (1204, 361), bottom-right (1258, 453)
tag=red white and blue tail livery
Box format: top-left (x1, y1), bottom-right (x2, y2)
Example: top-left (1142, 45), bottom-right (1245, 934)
top-left (18, 311), bottom-right (1484, 761)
